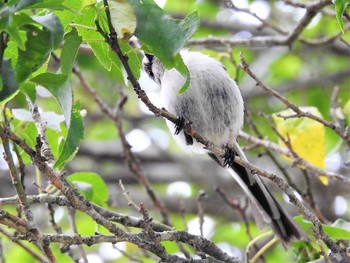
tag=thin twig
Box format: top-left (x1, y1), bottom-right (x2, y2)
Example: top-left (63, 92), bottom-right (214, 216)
top-left (284, 0), bottom-right (330, 45)
top-left (0, 193), bottom-right (172, 232)
top-left (14, 231), bottom-right (240, 263)
top-left (139, 202), bottom-right (168, 259)
top-left (215, 187), bottom-right (267, 262)
top-left (114, 93), bottom-right (172, 225)
top-left (329, 86), bottom-right (348, 137)
top-left (223, 0), bottom-right (288, 35)
top-left (302, 170), bottom-right (328, 224)
top-left (118, 179), bottom-right (140, 210)
top-left (93, 0), bottom-right (342, 256)
top-left (215, 188), bottom-right (254, 241)
top-left (0, 226), bottom-right (47, 262)
top-left (26, 100), bottom-right (55, 165)
top-left (69, 53), bottom-right (172, 226)
top-left (245, 110), bottom-right (302, 193)
top-left (67, 207), bottom-right (88, 262)
top-left (239, 131), bottom-right (349, 183)
top-left (239, 53), bottom-right (350, 148)
top-left (197, 190), bottom-right (206, 237)
top-left (189, 0), bottom-right (330, 50)
top-left (330, 86), bottom-right (341, 126)
top-left (233, 156), bottom-right (344, 254)
top-left (260, 113), bottom-right (328, 222)
top-left (0, 208), bottom-right (57, 263)
top-left (1, 133), bottom-right (33, 221)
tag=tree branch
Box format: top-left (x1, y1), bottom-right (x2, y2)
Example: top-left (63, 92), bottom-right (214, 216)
top-left (94, 0), bottom-right (345, 255)
top-left (239, 54), bottom-right (350, 149)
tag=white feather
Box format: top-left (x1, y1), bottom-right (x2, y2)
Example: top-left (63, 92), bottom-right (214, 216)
top-left (160, 50), bottom-right (244, 154)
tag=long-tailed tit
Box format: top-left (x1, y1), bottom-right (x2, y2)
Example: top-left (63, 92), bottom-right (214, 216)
top-left (143, 50), bottom-right (306, 247)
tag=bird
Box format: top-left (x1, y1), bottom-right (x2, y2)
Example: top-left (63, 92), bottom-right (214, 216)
top-left (143, 50), bottom-right (306, 248)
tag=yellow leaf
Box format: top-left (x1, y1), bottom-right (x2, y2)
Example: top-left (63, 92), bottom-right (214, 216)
top-left (272, 107), bottom-right (328, 185)
top-left (109, 0), bottom-right (136, 41)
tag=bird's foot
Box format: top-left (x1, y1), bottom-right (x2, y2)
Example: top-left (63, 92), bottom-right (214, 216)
top-left (222, 146), bottom-right (237, 167)
top-left (174, 116), bottom-right (185, 135)
top-left (174, 116), bottom-right (193, 145)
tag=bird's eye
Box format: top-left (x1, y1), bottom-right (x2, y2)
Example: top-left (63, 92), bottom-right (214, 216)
top-left (143, 54), bottom-right (155, 79)
top-left (144, 61), bottom-right (154, 79)
top-left (145, 53), bottom-right (154, 62)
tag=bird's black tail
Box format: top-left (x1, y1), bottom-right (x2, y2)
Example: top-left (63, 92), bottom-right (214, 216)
top-left (208, 153), bottom-right (307, 247)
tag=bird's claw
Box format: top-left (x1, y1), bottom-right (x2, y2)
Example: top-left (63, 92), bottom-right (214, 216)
top-left (222, 146), bottom-right (237, 167)
top-left (174, 116), bottom-right (185, 135)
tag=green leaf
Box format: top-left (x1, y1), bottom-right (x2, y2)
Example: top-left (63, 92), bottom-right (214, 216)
top-left (33, 13), bottom-right (64, 48)
top-left (10, 0), bottom-right (38, 11)
top-left (12, 12), bottom-right (34, 28)
top-left (0, 9), bottom-right (32, 51)
top-left (128, 0), bottom-right (198, 91)
top-left (0, 6), bottom-right (9, 31)
top-left (128, 0), bottom-right (199, 68)
top-left (46, 127), bottom-right (63, 159)
top-left (61, 28), bottom-right (82, 74)
top-left (55, 0), bottom-right (82, 30)
top-left (19, 82), bottom-right (36, 104)
top-left (75, 6), bottom-right (121, 72)
top-left (82, 0), bottom-right (97, 6)
top-left (17, 0), bottom-right (66, 10)
top-left (16, 26), bottom-right (53, 83)
top-left (6, 14), bottom-right (25, 50)
top-left (333, 0), bottom-right (350, 33)
top-left (67, 172), bottom-right (109, 205)
top-left (30, 0), bottom-right (66, 9)
top-left (321, 223), bottom-right (350, 239)
top-left (332, 218), bottom-right (350, 231)
top-left (11, 119), bottom-right (38, 164)
top-left (4, 37), bottom-right (18, 64)
top-left (30, 73), bottom-right (72, 126)
top-left (54, 102), bottom-right (84, 170)
top-left (175, 53), bottom-right (190, 94)
top-left (88, 41), bottom-right (119, 71)
top-left (295, 216), bottom-right (350, 239)
top-left (0, 58), bottom-right (19, 105)
top-left (120, 41), bottom-right (140, 79)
